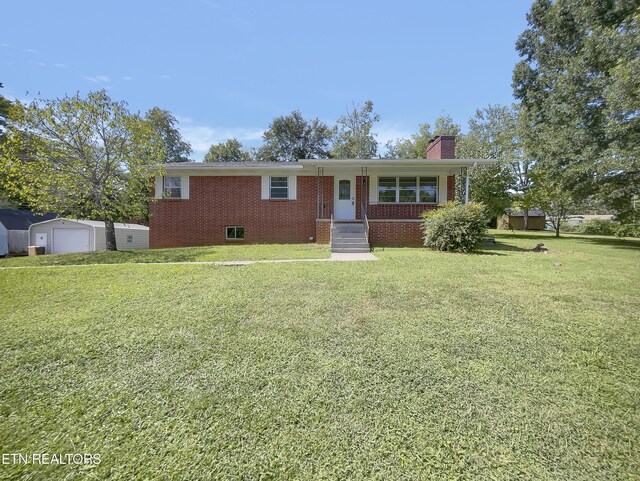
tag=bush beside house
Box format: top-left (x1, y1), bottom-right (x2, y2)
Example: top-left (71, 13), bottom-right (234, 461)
top-left (421, 202), bottom-right (489, 253)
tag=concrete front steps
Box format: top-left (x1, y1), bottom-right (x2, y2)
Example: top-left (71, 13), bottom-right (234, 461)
top-left (331, 223), bottom-right (370, 253)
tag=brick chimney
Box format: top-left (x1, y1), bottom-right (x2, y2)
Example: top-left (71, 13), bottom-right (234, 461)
top-left (426, 135), bottom-right (455, 159)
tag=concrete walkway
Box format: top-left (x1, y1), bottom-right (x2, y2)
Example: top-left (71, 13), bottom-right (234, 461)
top-left (0, 252), bottom-right (378, 270)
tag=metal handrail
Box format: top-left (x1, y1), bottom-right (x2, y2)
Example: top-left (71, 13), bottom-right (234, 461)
top-left (330, 214), bottom-right (334, 247)
top-left (360, 206), bottom-right (369, 243)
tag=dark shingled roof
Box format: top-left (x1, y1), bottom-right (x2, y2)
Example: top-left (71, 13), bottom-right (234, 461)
top-left (0, 209), bottom-right (58, 230)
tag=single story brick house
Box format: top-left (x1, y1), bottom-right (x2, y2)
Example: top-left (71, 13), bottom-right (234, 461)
top-left (149, 136), bottom-right (496, 250)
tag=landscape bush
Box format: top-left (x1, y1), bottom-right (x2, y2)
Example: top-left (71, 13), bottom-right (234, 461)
top-left (578, 219), bottom-right (616, 235)
top-left (615, 224), bottom-right (640, 238)
top-left (421, 202), bottom-right (489, 252)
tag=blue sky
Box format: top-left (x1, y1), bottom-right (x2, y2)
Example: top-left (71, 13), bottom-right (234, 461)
top-left (2, 0), bottom-right (532, 159)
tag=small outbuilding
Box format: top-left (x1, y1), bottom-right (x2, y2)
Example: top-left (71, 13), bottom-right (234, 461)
top-left (0, 209), bottom-right (57, 256)
top-left (497, 209), bottom-right (547, 231)
top-left (29, 218), bottom-right (149, 254)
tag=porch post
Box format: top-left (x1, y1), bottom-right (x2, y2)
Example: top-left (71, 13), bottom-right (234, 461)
top-left (464, 167), bottom-right (470, 203)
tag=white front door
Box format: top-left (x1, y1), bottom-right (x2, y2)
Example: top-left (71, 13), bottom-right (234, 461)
top-left (334, 176), bottom-right (356, 220)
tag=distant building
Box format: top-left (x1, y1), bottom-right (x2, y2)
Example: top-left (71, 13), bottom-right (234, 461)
top-left (497, 209), bottom-right (546, 231)
top-left (0, 209), bottom-right (57, 256)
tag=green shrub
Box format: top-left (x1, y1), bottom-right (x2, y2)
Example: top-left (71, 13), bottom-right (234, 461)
top-left (421, 202), bottom-right (489, 252)
top-left (615, 224), bottom-right (640, 238)
top-left (578, 219), bottom-right (616, 235)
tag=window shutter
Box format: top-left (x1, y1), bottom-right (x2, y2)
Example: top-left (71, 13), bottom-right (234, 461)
top-left (288, 176), bottom-right (297, 200)
top-left (181, 176), bottom-right (190, 200)
top-left (155, 175), bottom-right (163, 199)
top-left (369, 176), bottom-right (378, 204)
top-left (261, 176), bottom-right (269, 200)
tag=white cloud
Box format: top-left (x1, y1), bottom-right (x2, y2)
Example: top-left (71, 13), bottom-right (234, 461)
top-left (37, 62), bottom-right (46, 67)
top-left (53, 63), bottom-right (65, 68)
top-left (375, 122), bottom-right (414, 147)
top-left (160, 74), bottom-right (171, 80)
top-left (83, 75), bottom-right (110, 83)
top-left (122, 76), bottom-right (132, 81)
top-left (24, 48), bottom-right (39, 54)
top-left (177, 118), bottom-right (264, 157)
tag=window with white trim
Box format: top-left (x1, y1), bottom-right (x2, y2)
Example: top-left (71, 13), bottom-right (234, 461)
top-left (163, 176), bottom-right (182, 198)
top-left (270, 176), bottom-right (288, 199)
top-left (225, 226), bottom-right (245, 240)
top-left (378, 176), bottom-right (438, 203)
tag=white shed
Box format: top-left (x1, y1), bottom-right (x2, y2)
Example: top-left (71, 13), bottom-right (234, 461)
top-left (29, 219), bottom-right (149, 254)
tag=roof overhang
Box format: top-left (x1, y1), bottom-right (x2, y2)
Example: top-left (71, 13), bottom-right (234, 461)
top-left (298, 158), bottom-right (496, 167)
top-left (149, 163), bottom-right (303, 173)
top-left (149, 158), bottom-right (497, 176)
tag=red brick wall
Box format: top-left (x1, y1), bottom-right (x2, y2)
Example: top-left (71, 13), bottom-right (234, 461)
top-left (426, 135), bottom-right (456, 159)
top-left (447, 175), bottom-right (455, 201)
top-left (369, 220), bottom-right (423, 247)
top-left (315, 220), bottom-right (330, 244)
top-left (150, 176), bottom-right (320, 248)
top-left (317, 176), bottom-right (333, 219)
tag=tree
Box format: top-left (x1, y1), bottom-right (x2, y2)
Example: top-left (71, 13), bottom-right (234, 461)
top-left (0, 82), bottom-right (21, 208)
top-left (0, 90), bottom-right (165, 250)
top-left (385, 123), bottom-right (431, 159)
top-left (204, 138), bottom-right (252, 162)
top-left (332, 100), bottom-right (380, 159)
top-left (145, 107), bottom-right (192, 163)
top-left (385, 115), bottom-right (461, 159)
top-left (530, 169), bottom-right (577, 237)
top-left (0, 82), bottom-right (10, 142)
top-left (256, 110), bottom-right (333, 162)
top-left (457, 105), bottom-right (530, 221)
top-left (513, 0), bottom-right (639, 221)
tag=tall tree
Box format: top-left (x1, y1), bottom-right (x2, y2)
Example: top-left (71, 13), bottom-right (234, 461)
top-left (456, 106), bottom-right (518, 219)
top-left (145, 107), bottom-right (192, 163)
top-left (0, 82), bottom-right (20, 208)
top-left (0, 90), bottom-right (165, 250)
top-left (332, 100), bottom-right (380, 159)
top-left (257, 110), bottom-right (333, 162)
top-left (204, 138), bottom-right (252, 162)
top-left (384, 115), bottom-right (461, 159)
top-left (513, 0), bottom-right (639, 222)
top-left (0, 82), bottom-right (10, 142)
top-left (530, 168), bottom-right (577, 237)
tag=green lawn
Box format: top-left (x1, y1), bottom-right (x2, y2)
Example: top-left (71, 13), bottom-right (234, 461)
top-left (1, 231), bottom-right (639, 480)
top-left (0, 242), bottom-right (330, 266)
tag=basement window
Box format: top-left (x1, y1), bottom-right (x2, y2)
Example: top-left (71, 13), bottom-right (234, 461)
top-left (163, 176), bottom-right (182, 198)
top-left (225, 226), bottom-right (245, 240)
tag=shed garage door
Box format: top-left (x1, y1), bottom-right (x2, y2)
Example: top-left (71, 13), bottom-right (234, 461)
top-left (53, 228), bottom-right (90, 254)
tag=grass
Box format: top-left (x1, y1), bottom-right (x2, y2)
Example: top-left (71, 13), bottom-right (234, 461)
top-left (1, 231), bottom-right (639, 480)
top-left (0, 243), bottom-right (330, 266)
